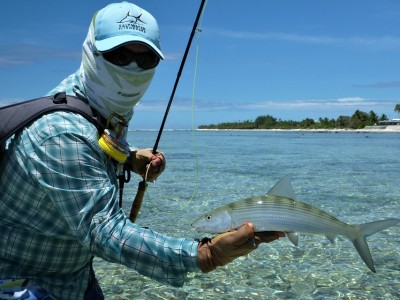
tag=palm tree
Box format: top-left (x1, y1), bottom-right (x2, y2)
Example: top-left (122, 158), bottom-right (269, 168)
top-left (395, 104), bottom-right (400, 117)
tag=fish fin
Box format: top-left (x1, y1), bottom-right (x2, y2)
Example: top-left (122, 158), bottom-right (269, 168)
top-left (326, 234), bottom-right (336, 244)
top-left (248, 236), bottom-right (257, 247)
top-left (352, 219), bottom-right (400, 273)
top-left (267, 174), bottom-right (296, 201)
top-left (286, 232), bottom-right (300, 247)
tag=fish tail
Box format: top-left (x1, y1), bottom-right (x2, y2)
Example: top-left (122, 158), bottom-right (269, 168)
top-left (352, 219), bottom-right (400, 272)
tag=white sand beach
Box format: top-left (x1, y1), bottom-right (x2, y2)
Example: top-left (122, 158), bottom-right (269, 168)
top-left (198, 125), bottom-right (400, 133)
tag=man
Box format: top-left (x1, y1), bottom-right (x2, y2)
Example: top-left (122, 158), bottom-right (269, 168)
top-left (0, 2), bottom-right (281, 299)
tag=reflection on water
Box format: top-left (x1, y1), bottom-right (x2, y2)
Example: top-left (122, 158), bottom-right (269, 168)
top-left (94, 131), bottom-right (400, 299)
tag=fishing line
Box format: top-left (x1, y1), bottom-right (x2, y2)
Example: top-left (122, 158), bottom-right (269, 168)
top-left (144, 0), bottom-right (208, 206)
top-left (188, 0), bottom-right (209, 202)
top-left (146, 0), bottom-right (209, 208)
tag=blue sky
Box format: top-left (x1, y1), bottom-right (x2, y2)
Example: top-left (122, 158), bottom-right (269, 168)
top-left (1, 0), bottom-right (399, 129)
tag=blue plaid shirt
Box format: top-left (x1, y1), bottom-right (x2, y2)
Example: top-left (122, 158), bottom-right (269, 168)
top-left (0, 111), bottom-right (199, 299)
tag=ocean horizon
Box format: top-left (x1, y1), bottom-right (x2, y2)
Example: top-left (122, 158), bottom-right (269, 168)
top-left (128, 125), bottom-right (400, 133)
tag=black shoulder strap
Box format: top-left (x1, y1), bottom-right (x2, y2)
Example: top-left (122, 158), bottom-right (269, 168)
top-left (0, 92), bottom-right (104, 145)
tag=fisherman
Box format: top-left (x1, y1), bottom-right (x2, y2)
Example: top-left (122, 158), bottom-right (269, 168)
top-left (0, 2), bottom-right (282, 299)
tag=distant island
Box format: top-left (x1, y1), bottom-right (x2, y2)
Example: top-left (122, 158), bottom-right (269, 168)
top-left (198, 108), bottom-right (400, 130)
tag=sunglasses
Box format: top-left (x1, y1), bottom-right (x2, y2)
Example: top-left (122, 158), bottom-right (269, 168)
top-left (102, 46), bottom-right (160, 70)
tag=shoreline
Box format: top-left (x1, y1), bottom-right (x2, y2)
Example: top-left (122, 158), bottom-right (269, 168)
top-left (197, 125), bottom-right (400, 133)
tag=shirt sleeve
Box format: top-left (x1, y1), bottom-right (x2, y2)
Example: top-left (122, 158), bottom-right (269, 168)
top-left (27, 112), bottom-right (200, 287)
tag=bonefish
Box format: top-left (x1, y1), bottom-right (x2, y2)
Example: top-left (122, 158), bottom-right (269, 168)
top-left (192, 174), bottom-right (400, 272)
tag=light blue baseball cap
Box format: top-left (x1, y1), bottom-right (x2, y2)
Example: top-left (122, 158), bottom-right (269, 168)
top-left (94, 1), bottom-right (164, 59)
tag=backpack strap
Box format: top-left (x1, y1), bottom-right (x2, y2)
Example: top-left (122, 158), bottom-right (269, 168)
top-left (0, 92), bottom-right (104, 145)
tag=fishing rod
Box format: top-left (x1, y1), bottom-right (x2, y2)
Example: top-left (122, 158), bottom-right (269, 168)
top-left (129, 0), bottom-right (207, 222)
top-left (152, 0), bottom-right (206, 154)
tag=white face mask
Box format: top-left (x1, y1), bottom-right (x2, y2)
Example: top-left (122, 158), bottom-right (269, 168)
top-left (80, 24), bottom-right (156, 122)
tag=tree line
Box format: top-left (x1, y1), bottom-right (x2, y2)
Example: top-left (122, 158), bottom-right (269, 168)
top-left (198, 109), bottom-right (395, 130)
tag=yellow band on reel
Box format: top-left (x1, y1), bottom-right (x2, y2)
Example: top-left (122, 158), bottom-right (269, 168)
top-left (98, 129), bottom-right (130, 163)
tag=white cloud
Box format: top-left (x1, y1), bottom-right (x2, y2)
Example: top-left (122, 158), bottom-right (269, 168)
top-left (136, 96), bottom-right (397, 113)
top-left (337, 97), bottom-right (365, 103)
top-left (206, 27), bottom-right (400, 49)
top-left (235, 97), bottom-right (395, 111)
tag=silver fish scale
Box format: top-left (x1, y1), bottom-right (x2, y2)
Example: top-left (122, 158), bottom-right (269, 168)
top-left (228, 195), bottom-right (355, 237)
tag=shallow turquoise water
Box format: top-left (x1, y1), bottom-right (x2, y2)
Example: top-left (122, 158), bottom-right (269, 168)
top-left (94, 130), bottom-right (400, 299)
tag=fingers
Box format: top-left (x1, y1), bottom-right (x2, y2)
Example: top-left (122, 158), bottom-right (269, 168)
top-left (151, 152), bottom-right (165, 165)
top-left (210, 223), bottom-right (254, 248)
top-left (236, 223), bottom-right (284, 246)
top-left (212, 224), bottom-right (283, 247)
top-left (198, 225), bottom-right (283, 272)
top-left (131, 149), bottom-right (166, 181)
top-left (150, 156), bottom-right (162, 167)
top-left (233, 223), bottom-right (284, 246)
top-left (146, 153), bottom-right (165, 181)
top-left (236, 222), bottom-right (255, 242)
top-left (254, 231), bottom-right (283, 245)
top-left (223, 223), bottom-right (257, 252)
top-left (149, 153), bottom-right (165, 172)
top-left (209, 231), bottom-right (233, 243)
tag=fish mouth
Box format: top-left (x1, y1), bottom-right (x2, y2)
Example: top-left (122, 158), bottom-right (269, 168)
top-left (191, 225), bottom-right (202, 233)
top-left (191, 223), bottom-right (211, 233)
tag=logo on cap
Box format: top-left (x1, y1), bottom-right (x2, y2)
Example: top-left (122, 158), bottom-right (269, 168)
top-left (118, 11), bottom-right (146, 24)
top-left (117, 11), bottom-right (147, 33)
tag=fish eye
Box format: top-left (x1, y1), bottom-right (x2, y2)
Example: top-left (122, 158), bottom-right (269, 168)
top-left (205, 215), bottom-right (212, 221)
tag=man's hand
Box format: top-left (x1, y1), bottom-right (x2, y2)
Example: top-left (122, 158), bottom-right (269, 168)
top-left (197, 222), bottom-right (283, 273)
top-left (127, 148), bottom-right (166, 182)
